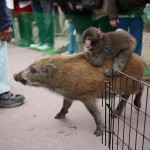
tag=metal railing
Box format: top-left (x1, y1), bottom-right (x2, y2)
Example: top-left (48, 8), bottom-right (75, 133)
top-left (102, 70), bottom-right (150, 150)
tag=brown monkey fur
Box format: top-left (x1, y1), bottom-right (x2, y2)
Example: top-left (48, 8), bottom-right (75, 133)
top-left (83, 27), bottom-right (136, 76)
top-left (14, 52), bottom-right (145, 136)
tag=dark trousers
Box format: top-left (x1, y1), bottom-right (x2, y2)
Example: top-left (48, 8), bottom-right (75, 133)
top-left (31, 0), bottom-right (55, 46)
top-left (117, 17), bottom-right (143, 55)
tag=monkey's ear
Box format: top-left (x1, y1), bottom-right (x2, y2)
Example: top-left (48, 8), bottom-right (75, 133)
top-left (42, 63), bottom-right (56, 76)
top-left (98, 31), bottom-right (103, 39)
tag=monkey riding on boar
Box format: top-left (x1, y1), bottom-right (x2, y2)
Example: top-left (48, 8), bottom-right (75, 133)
top-left (83, 27), bottom-right (136, 76)
top-left (14, 52), bottom-right (145, 136)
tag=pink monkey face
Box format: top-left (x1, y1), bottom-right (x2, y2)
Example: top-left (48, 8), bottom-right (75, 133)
top-left (84, 37), bottom-right (93, 50)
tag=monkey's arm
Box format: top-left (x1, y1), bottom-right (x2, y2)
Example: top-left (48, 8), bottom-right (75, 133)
top-left (88, 52), bottom-right (106, 66)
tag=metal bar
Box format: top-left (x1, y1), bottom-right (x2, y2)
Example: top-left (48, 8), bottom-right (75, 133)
top-left (142, 87), bottom-right (149, 150)
top-left (101, 70), bottom-right (150, 150)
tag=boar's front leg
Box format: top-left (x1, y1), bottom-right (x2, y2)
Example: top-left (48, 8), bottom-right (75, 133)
top-left (83, 100), bottom-right (103, 136)
top-left (55, 97), bottom-right (72, 119)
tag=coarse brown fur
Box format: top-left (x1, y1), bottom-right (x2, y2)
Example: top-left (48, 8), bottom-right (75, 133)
top-left (14, 52), bottom-right (145, 136)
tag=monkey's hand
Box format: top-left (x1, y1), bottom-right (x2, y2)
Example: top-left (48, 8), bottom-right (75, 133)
top-left (103, 69), bottom-right (120, 77)
top-left (109, 19), bottom-right (119, 27)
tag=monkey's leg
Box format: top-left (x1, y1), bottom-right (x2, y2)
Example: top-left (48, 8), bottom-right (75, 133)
top-left (55, 97), bottom-right (72, 119)
top-left (84, 101), bottom-right (103, 136)
top-left (112, 94), bottom-right (130, 118)
top-left (104, 50), bottom-right (131, 77)
top-left (134, 85), bottom-right (143, 110)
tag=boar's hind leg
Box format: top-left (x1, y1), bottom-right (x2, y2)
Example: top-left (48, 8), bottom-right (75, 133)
top-left (134, 85), bottom-right (143, 110)
top-left (55, 97), bottom-right (72, 119)
top-left (111, 87), bottom-right (142, 118)
top-left (112, 94), bottom-right (130, 118)
top-left (84, 101), bottom-right (103, 136)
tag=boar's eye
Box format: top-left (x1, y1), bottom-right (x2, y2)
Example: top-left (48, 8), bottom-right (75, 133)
top-left (30, 67), bottom-right (37, 74)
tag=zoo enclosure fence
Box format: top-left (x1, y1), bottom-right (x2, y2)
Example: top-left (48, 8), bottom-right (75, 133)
top-left (102, 70), bottom-right (150, 150)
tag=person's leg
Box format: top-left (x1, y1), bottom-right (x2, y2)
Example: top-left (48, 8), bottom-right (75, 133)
top-left (117, 18), bottom-right (129, 31)
top-left (0, 41), bottom-right (25, 108)
top-left (67, 27), bottom-right (74, 54)
top-left (0, 42), bottom-right (11, 94)
top-left (45, 13), bottom-right (55, 48)
top-left (20, 13), bottom-right (33, 47)
top-left (15, 2), bottom-right (33, 47)
top-left (40, 1), bottom-right (55, 49)
top-left (67, 23), bottom-right (78, 54)
top-left (129, 17), bottom-right (143, 55)
top-left (17, 15), bottom-right (25, 42)
top-left (73, 36), bottom-right (79, 54)
top-left (17, 13), bottom-right (33, 47)
top-left (31, 0), bottom-right (46, 45)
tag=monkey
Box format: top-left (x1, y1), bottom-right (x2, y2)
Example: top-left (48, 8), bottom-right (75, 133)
top-left (13, 52), bottom-right (145, 136)
top-left (83, 27), bottom-right (137, 76)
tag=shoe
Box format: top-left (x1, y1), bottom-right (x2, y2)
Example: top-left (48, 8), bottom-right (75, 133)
top-left (37, 43), bottom-right (50, 51)
top-left (0, 92), bottom-right (25, 108)
top-left (17, 40), bottom-right (33, 47)
top-left (62, 51), bottom-right (72, 55)
top-left (21, 41), bottom-right (33, 47)
top-left (30, 43), bottom-right (42, 48)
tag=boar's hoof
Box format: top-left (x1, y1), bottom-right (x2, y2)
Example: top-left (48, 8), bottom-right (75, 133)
top-left (55, 110), bottom-right (68, 119)
top-left (134, 99), bottom-right (141, 111)
top-left (111, 110), bottom-right (122, 118)
top-left (94, 127), bottom-right (102, 136)
top-left (55, 113), bottom-right (65, 119)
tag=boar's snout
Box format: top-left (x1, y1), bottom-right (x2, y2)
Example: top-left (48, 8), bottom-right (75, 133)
top-left (13, 73), bottom-right (27, 85)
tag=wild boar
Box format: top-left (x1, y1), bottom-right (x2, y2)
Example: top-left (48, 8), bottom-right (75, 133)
top-left (14, 52), bottom-right (145, 136)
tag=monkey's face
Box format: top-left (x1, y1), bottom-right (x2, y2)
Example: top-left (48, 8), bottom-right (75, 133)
top-left (84, 36), bottom-right (93, 50)
top-left (83, 27), bottom-right (103, 51)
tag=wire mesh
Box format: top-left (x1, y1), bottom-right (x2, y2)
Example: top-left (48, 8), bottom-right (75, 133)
top-left (102, 70), bottom-right (150, 150)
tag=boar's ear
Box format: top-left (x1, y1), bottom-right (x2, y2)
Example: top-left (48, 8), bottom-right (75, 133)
top-left (42, 63), bottom-right (56, 75)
